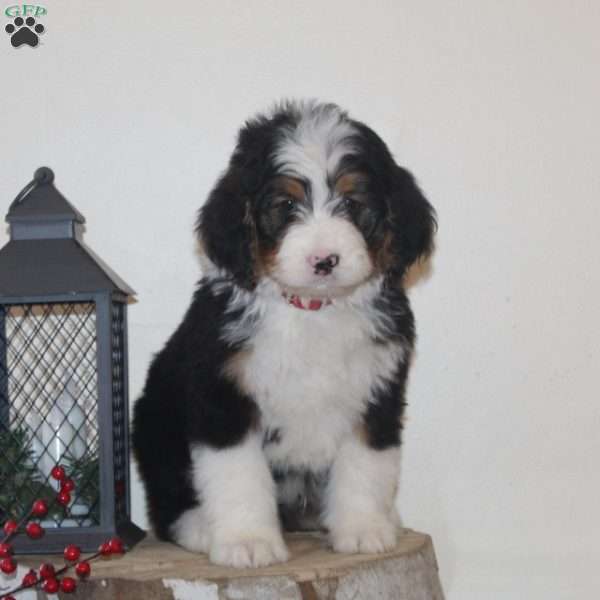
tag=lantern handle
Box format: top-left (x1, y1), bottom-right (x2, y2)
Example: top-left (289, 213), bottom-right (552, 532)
top-left (9, 167), bottom-right (55, 210)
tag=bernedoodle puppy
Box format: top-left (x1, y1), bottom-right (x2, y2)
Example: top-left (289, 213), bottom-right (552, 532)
top-left (132, 100), bottom-right (436, 568)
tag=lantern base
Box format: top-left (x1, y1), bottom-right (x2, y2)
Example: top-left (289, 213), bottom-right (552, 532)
top-left (10, 520), bottom-right (146, 554)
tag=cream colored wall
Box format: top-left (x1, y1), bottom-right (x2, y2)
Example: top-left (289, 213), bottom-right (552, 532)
top-left (1, 1), bottom-right (599, 597)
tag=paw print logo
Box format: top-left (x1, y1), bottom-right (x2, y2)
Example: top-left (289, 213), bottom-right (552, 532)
top-left (5, 16), bottom-right (45, 48)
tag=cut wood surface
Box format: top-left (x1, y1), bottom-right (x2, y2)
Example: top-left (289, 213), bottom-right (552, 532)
top-left (23, 529), bottom-right (445, 599)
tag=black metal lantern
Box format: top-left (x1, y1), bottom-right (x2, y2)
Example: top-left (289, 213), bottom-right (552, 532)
top-left (0, 167), bottom-right (144, 552)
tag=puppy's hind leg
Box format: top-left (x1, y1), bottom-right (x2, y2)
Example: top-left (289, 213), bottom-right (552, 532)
top-left (170, 504), bottom-right (210, 554)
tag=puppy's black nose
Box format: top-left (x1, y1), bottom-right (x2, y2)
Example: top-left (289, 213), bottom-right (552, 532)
top-left (313, 253), bottom-right (340, 275)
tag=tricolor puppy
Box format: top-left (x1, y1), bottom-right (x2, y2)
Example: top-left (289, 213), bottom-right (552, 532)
top-left (133, 101), bottom-right (436, 568)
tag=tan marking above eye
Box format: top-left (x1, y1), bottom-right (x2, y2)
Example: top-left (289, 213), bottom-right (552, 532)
top-left (335, 172), bottom-right (368, 197)
top-left (273, 176), bottom-right (306, 202)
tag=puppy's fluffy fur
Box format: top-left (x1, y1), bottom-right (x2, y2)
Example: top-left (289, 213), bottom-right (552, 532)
top-left (132, 101), bottom-right (436, 567)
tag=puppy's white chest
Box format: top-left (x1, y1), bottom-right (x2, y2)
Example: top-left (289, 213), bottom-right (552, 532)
top-left (232, 301), bottom-right (401, 470)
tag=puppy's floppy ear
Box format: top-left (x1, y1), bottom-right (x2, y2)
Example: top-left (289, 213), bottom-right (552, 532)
top-left (349, 120), bottom-right (436, 276)
top-left (197, 166), bottom-right (258, 290)
top-left (198, 112), bottom-right (295, 289)
top-left (385, 165), bottom-right (437, 275)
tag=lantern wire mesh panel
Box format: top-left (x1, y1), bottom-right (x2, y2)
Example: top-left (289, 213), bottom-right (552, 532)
top-left (0, 301), bottom-right (100, 528)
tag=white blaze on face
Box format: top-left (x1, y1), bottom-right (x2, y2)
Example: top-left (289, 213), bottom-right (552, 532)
top-left (270, 103), bottom-right (374, 296)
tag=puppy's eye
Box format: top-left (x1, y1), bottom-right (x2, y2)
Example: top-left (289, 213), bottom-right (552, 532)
top-left (275, 196), bottom-right (295, 211)
top-left (343, 196), bottom-right (362, 211)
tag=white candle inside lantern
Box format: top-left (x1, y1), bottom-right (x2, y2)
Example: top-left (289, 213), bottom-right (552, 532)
top-left (57, 377), bottom-right (86, 460)
top-left (24, 410), bottom-right (46, 471)
top-left (40, 373), bottom-right (87, 485)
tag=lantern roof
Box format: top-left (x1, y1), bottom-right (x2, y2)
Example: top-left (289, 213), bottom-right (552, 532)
top-left (6, 166), bottom-right (86, 225)
top-left (0, 167), bottom-right (135, 299)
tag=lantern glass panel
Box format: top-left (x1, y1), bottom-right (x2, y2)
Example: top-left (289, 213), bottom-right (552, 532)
top-left (0, 301), bottom-right (100, 528)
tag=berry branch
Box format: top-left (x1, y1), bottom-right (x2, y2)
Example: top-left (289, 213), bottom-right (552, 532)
top-left (0, 465), bottom-right (126, 598)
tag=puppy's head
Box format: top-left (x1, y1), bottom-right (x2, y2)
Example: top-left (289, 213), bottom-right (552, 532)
top-left (198, 101), bottom-right (436, 297)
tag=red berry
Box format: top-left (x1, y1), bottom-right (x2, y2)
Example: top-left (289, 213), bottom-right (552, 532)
top-left (22, 569), bottom-right (38, 587)
top-left (61, 478), bottom-right (76, 492)
top-left (3, 519), bottom-right (18, 536)
top-left (0, 556), bottom-right (17, 574)
top-left (51, 465), bottom-right (67, 481)
top-left (57, 490), bottom-right (71, 505)
top-left (108, 537), bottom-right (124, 554)
top-left (98, 541), bottom-right (112, 556)
top-left (39, 562), bottom-right (56, 580)
top-left (25, 521), bottom-right (44, 539)
top-left (64, 544), bottom-right (81, 562)
top-left (75, 560), bottom-right (91, 578)
top-left (3, 595), bottom-right (16, 600)
top-left (31, 498), bottom-right (49, 517)
top-left (0, 542), bottom-right (12, 557)
top-left (43, 577), bottom-right (60, 594)
top-left (60, 576), bottom-right (77, 593)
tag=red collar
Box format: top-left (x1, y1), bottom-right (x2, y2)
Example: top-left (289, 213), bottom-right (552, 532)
top-left (283, 293), bottom-right (332, 311)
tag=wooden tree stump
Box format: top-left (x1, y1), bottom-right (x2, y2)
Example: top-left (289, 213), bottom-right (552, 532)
top-left (25, 529), bottom-right (444, 599)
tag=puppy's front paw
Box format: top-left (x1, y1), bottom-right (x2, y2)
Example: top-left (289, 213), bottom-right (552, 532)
top-left (209, 534), bottom-right (289, 568)
top-left (331, 520), bottom-right (397, 554)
